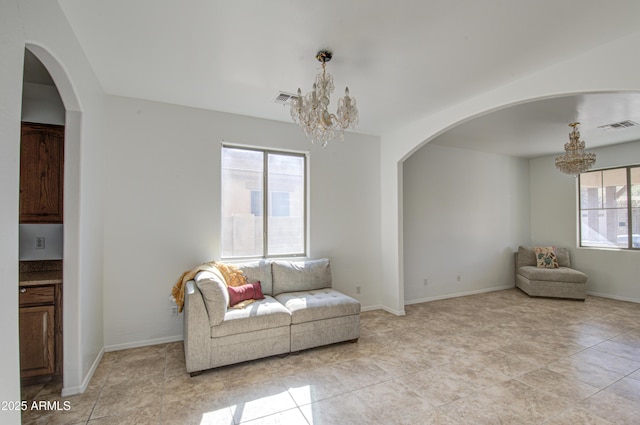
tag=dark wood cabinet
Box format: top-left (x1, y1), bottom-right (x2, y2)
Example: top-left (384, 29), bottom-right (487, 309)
top-left (19, 305), bottom-right (55, 378)
top-left (19, 286), bottom-right (56, 379)
top-left (20, 122), bottom-right (64, 223)
top-left (18, 121), bottom-right (65, 383)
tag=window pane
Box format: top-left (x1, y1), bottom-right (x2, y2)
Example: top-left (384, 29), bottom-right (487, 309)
top-left (602, 168), bottom-right (627, 208)
top-left (632, 208), bottom-right (640, 248)
top-left (221, 148), bottom-right (263, 257)
top-left (580, 171), bottom-right (602, 209)
top-left (580, 208), bottom-right (628, 248)
top-left (250, 191), bottom-right (263, 216)
top-left (580, 166), bottom-right (639, 249)
top-left (267, 153), bottom-right (305, 255)
top-left (632, 167), bottom-right (640, 248)
top-left (271, 192), bottom-right (289, 217)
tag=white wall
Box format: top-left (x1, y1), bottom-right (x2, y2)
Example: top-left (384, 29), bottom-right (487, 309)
top-left (101, 95), bottom-right (382, 348)
top-left (0, 1), bottom-right (26, 423)
top-left (0, 0), bottom-right (106, 400)
top-left (403, 143), bottom-right (529, 303)
top-left (530, 140), bottom-right (640, 302)
top-left (22, 82), bottom-right (65, 125)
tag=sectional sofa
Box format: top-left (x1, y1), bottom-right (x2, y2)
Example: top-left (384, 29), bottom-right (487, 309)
top-left (183, 258), bottom-right (361, 375)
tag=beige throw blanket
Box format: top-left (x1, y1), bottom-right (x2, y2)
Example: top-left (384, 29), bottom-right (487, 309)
top-left (171, 262), bottom-right (217, 313)
top-left (171, 261), bottom-right (251, 312)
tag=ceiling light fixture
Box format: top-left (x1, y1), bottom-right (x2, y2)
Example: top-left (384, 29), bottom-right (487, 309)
top-left (555, 122), bottom-right (596, 176)
top-left (290, 50), bottom-right (358, 147)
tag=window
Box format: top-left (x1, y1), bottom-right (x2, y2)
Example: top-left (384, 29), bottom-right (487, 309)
top-left (221, 146), bottom-right (306, 258)
top-left (271, 192), bottom-right (290, 217)
top-left (579, 165), bottom-right (640, 249)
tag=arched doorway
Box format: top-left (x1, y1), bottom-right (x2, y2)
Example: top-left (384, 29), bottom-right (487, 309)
top-left (23, 43), bottom-right (83, 396)
top-left (401, 92), bottom-right (640, 305)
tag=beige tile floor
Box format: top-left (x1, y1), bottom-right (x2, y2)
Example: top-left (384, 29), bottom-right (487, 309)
top-left (21, 288), bottom-right (640, 424)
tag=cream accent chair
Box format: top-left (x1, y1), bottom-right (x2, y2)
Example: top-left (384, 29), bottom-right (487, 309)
top-left (514, 246), bottom-right (587, 300)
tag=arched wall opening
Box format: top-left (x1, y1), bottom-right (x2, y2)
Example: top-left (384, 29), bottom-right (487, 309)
top-left (394, 95), bottom-right (567, 314)
top-left (384, 89), bottom-right (640, 314)
top-left (401, 93), bottom-right (591, 305)
top-left (24, 42), bottom-right (83, 394)
top-left (380, 27), bottom-right (640, 313)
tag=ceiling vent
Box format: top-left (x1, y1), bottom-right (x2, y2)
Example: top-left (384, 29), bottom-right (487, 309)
top-left (597, 120), bottom-right (639, 131)
top-left (274, 91), bottom-right (298, 105)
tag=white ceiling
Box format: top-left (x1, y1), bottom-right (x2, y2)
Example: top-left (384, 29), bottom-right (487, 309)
top-left (54, 0), bottom-right (640, 157)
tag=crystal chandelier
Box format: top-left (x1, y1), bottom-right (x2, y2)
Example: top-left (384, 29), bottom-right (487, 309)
top-left (290, 50), bottom-right (358, 147)
top-left (555, 122), bottom-right (596, 176)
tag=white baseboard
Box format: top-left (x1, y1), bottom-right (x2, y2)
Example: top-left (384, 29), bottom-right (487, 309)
top-left (361, 304), bottom-right (406, 316)
top-left (361, 304), bottom-right (383, 312)
top-left (61, 347), bottom-right (104, 397)
top-left (104, 335), bottom-right (184, 353)
top-left (380, 305), bottom-right (406, 316)
top-left (405, 284), bottom-right (514, 306)
top-left (587, 291), bottom-right (640, 304)
top-left (361, 285), bottom-right (515, 315)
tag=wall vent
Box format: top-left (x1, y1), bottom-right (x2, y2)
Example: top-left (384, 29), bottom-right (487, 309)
top-left (597, 120), bottom-right (638, 131)
top-left (274, 91), bottom-right (298, 105)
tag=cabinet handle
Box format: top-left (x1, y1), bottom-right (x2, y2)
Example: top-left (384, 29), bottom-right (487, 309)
top-left (20, 288), bottom-right (27, 293)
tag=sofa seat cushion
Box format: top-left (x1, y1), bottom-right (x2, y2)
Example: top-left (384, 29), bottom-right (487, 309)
top-left (518, 266), bottom-right (587, 283)
top-left (211, 295), bottom-right (291, 338)
top-left (275, 289), bottom-right (361, 325)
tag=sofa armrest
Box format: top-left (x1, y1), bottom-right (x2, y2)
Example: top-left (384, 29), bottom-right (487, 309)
top-left (193, 270), bottom-right (228, 326)
top-left (184, 280), bottom-right (211, 374)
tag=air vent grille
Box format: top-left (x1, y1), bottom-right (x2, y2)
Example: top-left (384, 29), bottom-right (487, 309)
top-left (274, 92), bottom-right (298, 105)
top-left (597, 120), bottom-right (639, 131)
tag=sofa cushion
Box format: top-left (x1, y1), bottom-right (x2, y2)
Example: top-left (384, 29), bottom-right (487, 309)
top-left (275, 289), bottom-right (361, 324)
top-left (235, 260), bottom-right (274, 295)
top-left (518, 246), bottom-right (571, 268)
top-left (211, 295), bottom-right (291, 338)
top-left (517, 246), bottom-right (537, 268)
top-left (272, 258), bottom-right (332, 295)
top-left (534, 247), bottom-right (559, 268)
top-left (555, 248), bottom-right (571, 268)
top-left (195, 269), bottom-right (228, 327)
top-left (518, 266), bottom-right (587, 283)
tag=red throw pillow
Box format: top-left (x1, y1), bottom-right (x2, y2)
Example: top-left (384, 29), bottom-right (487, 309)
top-left (227, 281), bottom-right (265, 307)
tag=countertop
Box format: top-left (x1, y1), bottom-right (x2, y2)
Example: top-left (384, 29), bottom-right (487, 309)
top-left (19, 270), bottom-right (63, 286)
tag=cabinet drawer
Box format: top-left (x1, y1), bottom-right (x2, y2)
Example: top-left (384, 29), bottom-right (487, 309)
top-left (19, 286), bottom-right (54, 306)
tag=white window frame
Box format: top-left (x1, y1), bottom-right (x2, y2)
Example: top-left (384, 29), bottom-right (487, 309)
top-left (221, 144), bottom-right (309, 259)
top-left (578, 164), bottom-right (640, 250)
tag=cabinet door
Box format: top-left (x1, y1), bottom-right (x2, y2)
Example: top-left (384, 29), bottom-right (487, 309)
top-left (20, 122), bottom-right (64, 223)
top-left (19, 305), bottom-right (55, 378)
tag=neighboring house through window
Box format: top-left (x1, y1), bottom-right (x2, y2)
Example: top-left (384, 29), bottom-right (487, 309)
top-left (579, 165), bottom-right (640, 249)
top-left (221, 145), bottom-right (307, 258)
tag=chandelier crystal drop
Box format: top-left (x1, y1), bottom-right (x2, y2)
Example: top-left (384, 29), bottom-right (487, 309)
top-left (290, 50), bottom-right (358, 147)
top-left (555, 122), bottom-right (596, 176)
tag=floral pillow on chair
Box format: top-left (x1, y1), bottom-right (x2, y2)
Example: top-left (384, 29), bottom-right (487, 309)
top-left (534, 246), bottom-right (559, 268)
